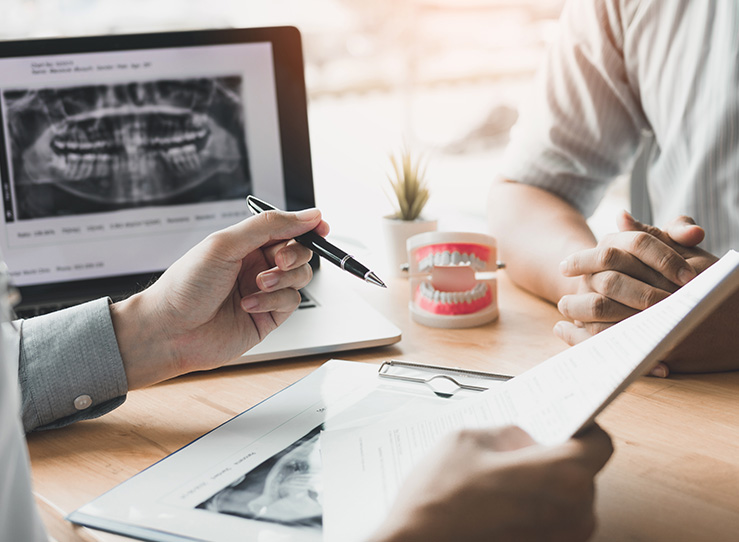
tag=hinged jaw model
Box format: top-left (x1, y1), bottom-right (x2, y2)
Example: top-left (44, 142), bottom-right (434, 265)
top-left (405, 231), bottom-right (503, 328)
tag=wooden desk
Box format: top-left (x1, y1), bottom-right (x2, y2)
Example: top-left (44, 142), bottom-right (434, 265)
top-left (27, 272), bottom-right (739, 541)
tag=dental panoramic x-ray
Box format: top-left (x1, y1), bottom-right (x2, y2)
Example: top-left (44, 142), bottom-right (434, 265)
top-left (406, 231), bottom-right (502, 328)
top-left (3, 76), bottom-right (251, 220)
top-left (198, 425), bottom-right (324, 530)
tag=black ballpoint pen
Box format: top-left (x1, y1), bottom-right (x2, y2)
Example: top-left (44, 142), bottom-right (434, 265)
top-left (246, 195), bottom-right (387, 288)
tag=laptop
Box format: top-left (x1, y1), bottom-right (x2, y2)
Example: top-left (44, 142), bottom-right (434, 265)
top-left (0, 26), bottom-right (401, 363)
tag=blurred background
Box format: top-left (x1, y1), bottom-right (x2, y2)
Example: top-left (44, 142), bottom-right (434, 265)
top-left (0, 0), bottom-right (626, 244)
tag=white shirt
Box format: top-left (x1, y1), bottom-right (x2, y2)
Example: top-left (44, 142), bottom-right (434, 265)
top-left (0, 266), bottom-right (127, 540)
top-left (0, 285), bottom-right (48, 541)
top-left (501, 0), bottom-right (739, 256)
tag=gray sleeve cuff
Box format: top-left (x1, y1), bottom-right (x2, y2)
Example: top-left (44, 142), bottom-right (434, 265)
top-left (18, 298), bottom-right (128, 433)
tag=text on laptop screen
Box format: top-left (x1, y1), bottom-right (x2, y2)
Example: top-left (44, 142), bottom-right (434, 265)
top-left (0, 41), bottom-right (287, 286)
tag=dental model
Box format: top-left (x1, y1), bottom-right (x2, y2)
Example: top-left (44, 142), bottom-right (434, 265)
top-left (406, 231), bottom-right (502, 328)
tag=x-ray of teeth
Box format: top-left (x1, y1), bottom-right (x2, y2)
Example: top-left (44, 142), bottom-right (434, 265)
top-left (197, 425), bottom-right (323, 530)
top-left (3, 76), bottom-right (251, 220)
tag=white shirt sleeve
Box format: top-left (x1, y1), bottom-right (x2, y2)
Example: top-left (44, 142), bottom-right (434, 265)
top-left (500, 0), bottom-right (648, 217)
top-left (0, 319), bottom-right (48, 541)
top-left (0, 295), bottom-right (130, 539)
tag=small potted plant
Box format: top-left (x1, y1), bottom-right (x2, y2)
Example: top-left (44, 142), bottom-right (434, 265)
top-left (382, 147), bottom-right (437, 276)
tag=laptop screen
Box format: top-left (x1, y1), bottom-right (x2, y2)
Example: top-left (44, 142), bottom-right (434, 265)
top-left (0, 27), bottom-right (315, 307)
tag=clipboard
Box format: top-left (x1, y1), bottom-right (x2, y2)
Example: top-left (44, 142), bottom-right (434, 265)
top-left (378, 360), bottom-right (511, 397)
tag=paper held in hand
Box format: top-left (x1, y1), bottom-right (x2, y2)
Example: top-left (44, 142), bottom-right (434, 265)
top-left (320, 250), bottom-right (739, 542)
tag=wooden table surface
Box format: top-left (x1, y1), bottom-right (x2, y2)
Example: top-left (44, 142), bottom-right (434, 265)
top-left (27, 271), bottom-right (739, 542)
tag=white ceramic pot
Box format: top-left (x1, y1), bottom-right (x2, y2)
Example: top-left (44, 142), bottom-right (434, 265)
top-left (381, 215), bottom-right (438, 277)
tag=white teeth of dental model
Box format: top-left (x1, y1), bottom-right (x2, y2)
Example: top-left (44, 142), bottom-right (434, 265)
top-left (418, 250), bottom-right (485, 272)
top-left (419, 281), bottom-right (489, 303)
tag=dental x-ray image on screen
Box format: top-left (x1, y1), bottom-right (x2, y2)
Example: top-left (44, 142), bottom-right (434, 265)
top-left (197, 424), bottom-right (323, 530)
top-left (3, 76), bottom-right (251, 220)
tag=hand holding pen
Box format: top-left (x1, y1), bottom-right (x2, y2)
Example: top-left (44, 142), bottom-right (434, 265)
top-left (246, 196), bottom-right (387, 288)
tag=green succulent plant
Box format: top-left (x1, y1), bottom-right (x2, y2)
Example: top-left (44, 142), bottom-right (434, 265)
top-left (387, 148), bottom-right (430, 221)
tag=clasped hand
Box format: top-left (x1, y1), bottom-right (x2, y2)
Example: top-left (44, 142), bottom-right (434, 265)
top-left (553, 211), bottom-right (724, 376)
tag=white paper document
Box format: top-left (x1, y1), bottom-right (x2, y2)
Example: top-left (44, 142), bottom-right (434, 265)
top-left (321, 250), bottom-right (739, 542)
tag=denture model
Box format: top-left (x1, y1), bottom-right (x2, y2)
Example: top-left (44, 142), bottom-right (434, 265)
top-left (406, 231), bottom-right (502, 328)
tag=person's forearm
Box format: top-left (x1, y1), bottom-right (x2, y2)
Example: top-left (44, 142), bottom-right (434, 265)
top-left (662, 286), bottom-right (739, 373)
top-left (110, 291), bottom-right (176, 390)
top-left (487, 179), bottom-right (596, 303)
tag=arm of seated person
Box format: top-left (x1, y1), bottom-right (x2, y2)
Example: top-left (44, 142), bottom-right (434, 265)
top-left (487, 179), bottom-right (705, 355)
top-left (658, 288), bottom-right (739, 375)
top-left (487, 178), bottom-right (597, 304)
top-left (372, 425), bottom-right (613, 542)
top-left (19, 209), bottom-right (328, 432)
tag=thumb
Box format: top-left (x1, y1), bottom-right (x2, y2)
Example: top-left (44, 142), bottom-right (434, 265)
top-left (566, 424), bottom-right (614, 474)
top-left (618, 210), bottom-right (705, 250)
top-left (662, 215), bottom-right (705, 247)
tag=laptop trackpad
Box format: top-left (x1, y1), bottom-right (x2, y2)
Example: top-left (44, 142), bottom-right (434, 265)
top-left (234, 271), bottom-right (400, 364)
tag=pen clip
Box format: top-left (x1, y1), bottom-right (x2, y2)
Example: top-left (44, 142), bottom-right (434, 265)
top-left (246, 195), bottom-right (275, 215)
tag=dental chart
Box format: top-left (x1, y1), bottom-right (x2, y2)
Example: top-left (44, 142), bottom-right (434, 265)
top-left (321, 251), bottom-right (739, 542)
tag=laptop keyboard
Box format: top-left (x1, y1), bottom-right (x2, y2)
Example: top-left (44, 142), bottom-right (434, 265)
top-left (15, 304), bottom-right (66, 319)
top-left (16, 289), bottom-right (316, 319)
top-left (15, 297), bottom-right (124, 319)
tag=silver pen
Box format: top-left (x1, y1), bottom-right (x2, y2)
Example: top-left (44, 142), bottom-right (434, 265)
top-left (246, 195), bottom-right (387, 288)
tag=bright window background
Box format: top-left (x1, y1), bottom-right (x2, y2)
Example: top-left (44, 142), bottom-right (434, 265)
top-left (0, 0), bottom-right (626, 245)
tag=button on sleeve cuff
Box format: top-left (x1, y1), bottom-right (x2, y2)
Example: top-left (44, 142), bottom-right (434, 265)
top-left (18, 298), bottom-right (128, 433)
